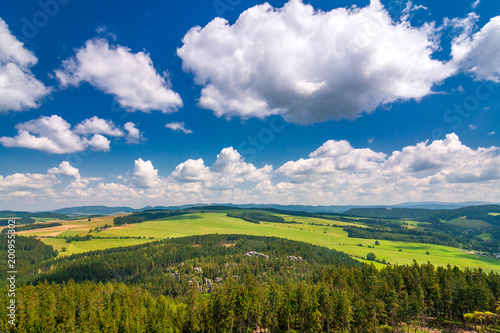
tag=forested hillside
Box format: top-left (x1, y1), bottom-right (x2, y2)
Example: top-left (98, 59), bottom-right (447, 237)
top-left (2, 234), bottom-right (500, 332)
top-left (113, 210), bottom-right (186, 225)
top-left (26, 234), bottom-right (359, 294)
top-left (345, 205), bottom-right (500, 223)
top-left (0, 235), bottom-right (58, 286)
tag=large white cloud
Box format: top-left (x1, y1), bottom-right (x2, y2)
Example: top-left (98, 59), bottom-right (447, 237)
top-left (211, 147), bottom-right (273, 183)
top-left (0, 18), bottom-right (50, 113)
top-left (55, 38), bottom-right (183, 113)
top-left (178, 0), bottom-right (455, 124)
top-left (0, 161), bottom-right (105, 207)
top-left (386, 133), bottom-right (500, 184)
top-left (0, 115), bottom-right (88, 154)
top-left (0, 115), bottom-right (142, 154)
top-left (170, 147), bottom-right (272, 189)
top-left (0, 173), bottom-right (58, 191)
top-left (278, 140), bottom-right (386, 183)
top-left (171, 158), bottom-right (212, 183)
top-left (132, 158), bottom-right (161, 188)
top-left (451, 14), bottom-right (500, 82)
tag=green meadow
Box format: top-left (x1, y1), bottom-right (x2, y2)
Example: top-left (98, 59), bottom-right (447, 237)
top-left (42, 237), bottom-right (152, 256)
top-left (443, 217), bottom-right (491, 228)
top-left (28, 212), bottom-right (500, 273)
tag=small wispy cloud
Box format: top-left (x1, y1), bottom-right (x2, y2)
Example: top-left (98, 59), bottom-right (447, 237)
top-left (471, 0), bottom-right (481, 9)
top-left (367, 138), bottom-right (374, 143)
top-left (165, 122), bottom-right (193, 134)
top-left (95, 24), bottom-right (117, 41)
top-left (488, 131), bottom-right (496, 135)
top-left (469, 124), bottom-right (478, 130)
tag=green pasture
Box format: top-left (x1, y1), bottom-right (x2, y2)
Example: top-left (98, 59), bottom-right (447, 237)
top-left (38, 212), bottom-right (498, 273)
top-left (478, 233), bottom-right (492, 240)
top-left (443, 217), bottom-right (491, 229)
top-left (42, 237), bottom-right (151, 256)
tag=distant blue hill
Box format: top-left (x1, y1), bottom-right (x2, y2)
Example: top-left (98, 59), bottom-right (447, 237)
top-left (139, 201), bottom-right (495, 214)
top-left (392, 201), bottom-right (493, 210)
top-left (52, 206), bottom-right (136, 216)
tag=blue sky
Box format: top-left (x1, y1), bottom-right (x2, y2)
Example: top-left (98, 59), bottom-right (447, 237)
top-left (0, 0), bottom-right (499, 210)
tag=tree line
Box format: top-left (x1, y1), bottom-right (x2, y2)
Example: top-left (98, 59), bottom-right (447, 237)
top-left (113, 211), bottom-right (186, 225)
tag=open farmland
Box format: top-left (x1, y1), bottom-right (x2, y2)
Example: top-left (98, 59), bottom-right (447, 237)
top-left (26, 211), bottom-right (500, 273)
top-left (443, 216), bottom-right (492, 228)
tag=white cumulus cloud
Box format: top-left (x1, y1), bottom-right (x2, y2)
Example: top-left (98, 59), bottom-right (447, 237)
top-left (124, 122), bottom-right (143, 143)
top-left (0, 115), bottom-right (142, 153)
top-left (170, 147), bottom-right (272, 188)
top-left (0, 173), bottom-right (58, 191)
top-left (55, 38), bottom-right (183, 113)
top-left (132, 158), bottom-right (161, 188)
top-left (210, 147), bottom-right (272, 183)
top-left (74, 116), bottom-right (124, 136)
top-left (0, 18), bottom-right (50, 113)
top-left (171, 158), bottom-right (212, 183)
top-left (178, 0), bottom-right (455, 124)
top-left (47, 161), bottom-right (80, 178)
top-left (0, 115), bottom-right (88, 153)
top-left (165, 122), bottom-right (193, 134)
top-left (276, 133), bottom-right (500, 203)
top-left (88, 134), bottom-right (111, 152)
top-left (451, 14), bottom-right (500, 82)
top-left (278, 139), bottom-right (386, 183)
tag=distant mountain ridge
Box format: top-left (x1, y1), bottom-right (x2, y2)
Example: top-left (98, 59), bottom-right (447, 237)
top-left (391, 201), bottom-right (493, 210)
top-left (23, 201), bottom-right (496, 215)
top-left (52, 206), bottom-right (136, 216)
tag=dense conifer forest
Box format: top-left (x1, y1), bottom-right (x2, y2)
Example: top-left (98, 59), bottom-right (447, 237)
top-left (0, 235), bottom-right (58, 283)
top-left (2, 234), bottom-right (500, 332)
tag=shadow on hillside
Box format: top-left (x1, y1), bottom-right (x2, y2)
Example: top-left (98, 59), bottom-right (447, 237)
top-left (176, 214), bottom-right (203, 221)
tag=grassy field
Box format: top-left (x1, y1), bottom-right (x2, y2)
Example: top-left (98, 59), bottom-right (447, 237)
top-left (26, 212), bottom-right (500, 273)
top-left (478, 232), bottom-right (492, 240)
top-left (42, 237), bottom-right (152, 256)
top-left (443, 217), bottom-right (491, 228)
top-left (276, 214), bottom-right (361, 227)
top-left (12, 215), bottom-right (122, 236)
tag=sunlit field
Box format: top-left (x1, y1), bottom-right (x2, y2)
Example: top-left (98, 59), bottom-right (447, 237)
top-left (23, 212), bottom-right (500, 273)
